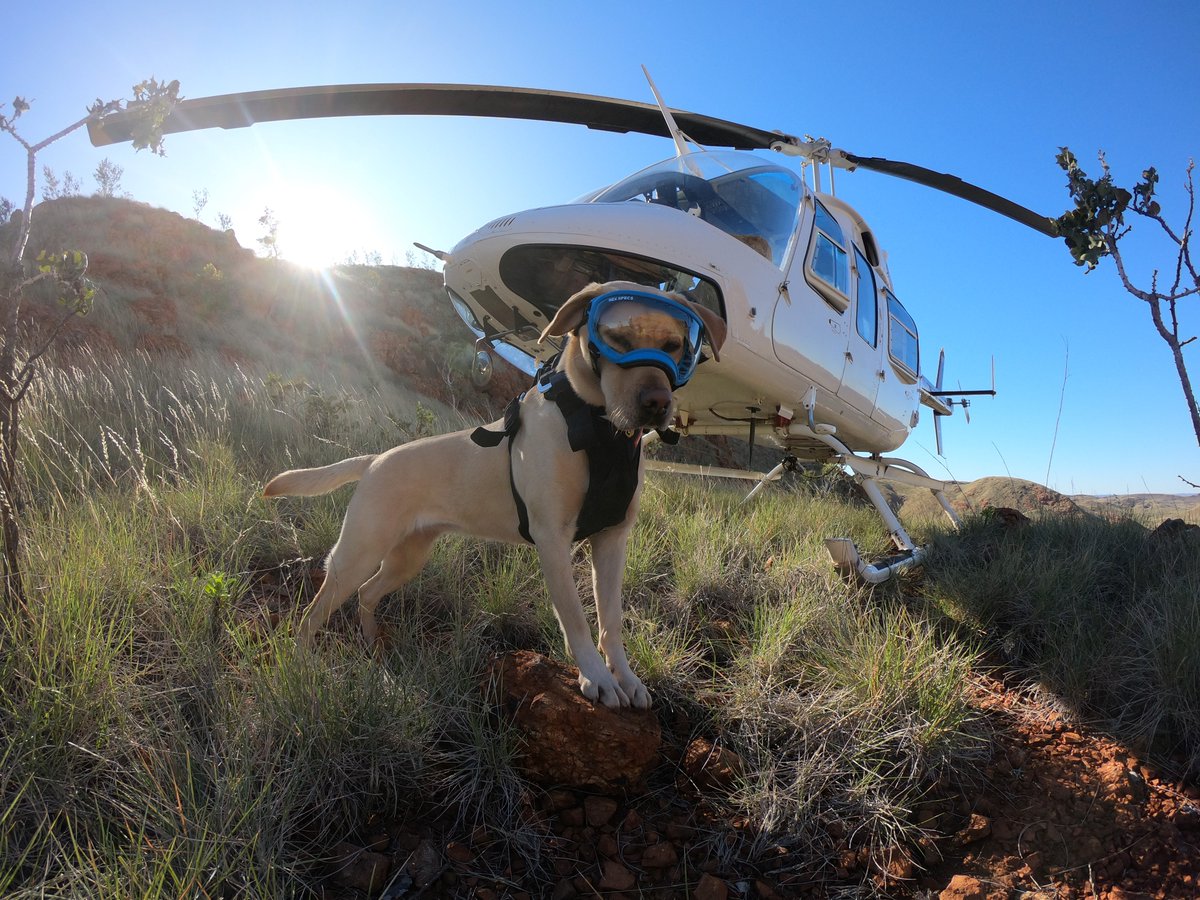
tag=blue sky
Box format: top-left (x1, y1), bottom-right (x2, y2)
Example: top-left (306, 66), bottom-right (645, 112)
top-left (2, 0), bottom-right (1198, 495)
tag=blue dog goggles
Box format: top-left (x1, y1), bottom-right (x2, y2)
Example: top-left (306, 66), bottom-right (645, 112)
top-left (584, 289), bottom-right (708, 388)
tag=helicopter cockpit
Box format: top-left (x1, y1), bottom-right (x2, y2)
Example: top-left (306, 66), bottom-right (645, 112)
top-left (591, 150), bottom-right (804, 267)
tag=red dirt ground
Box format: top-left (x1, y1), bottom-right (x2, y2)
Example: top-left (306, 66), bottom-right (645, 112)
top-left (916, 670), bottom-right (1200, 899)
top-left (315, 660), bottom-right (1198, 899)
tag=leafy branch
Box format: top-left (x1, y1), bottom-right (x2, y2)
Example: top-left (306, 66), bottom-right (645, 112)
top-left (1055, 149), bottom-right (1200, 447)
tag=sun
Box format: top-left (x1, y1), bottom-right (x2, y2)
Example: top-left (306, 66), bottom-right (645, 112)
top-left (268, 181), bottom-right (384, 268)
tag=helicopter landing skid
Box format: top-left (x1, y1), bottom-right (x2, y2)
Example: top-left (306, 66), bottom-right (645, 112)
top-left (795, 428), bottom-right (961, 583)
top-left (642, 428), bottom-right (959, 583)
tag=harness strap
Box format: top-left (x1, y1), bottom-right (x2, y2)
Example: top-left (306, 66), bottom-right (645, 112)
top-left (471, 396), bottom-right (533, 543)
top-left (538, 369), bottom-right (644, 542)
top-left (471, 359), bottom-right (676, 545)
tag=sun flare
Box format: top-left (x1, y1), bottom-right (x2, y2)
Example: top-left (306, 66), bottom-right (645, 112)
top-left (264, 181), bottom-right (383, 268)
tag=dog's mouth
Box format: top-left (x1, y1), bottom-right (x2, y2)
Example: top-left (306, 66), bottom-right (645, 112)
top-left (607, 410), bottom-right (672, 433)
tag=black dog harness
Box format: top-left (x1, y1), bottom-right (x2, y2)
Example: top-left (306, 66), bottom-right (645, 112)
top-left (470, 363), bottom-right (675, 544)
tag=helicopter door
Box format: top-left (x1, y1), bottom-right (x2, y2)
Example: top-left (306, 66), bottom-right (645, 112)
top-left (836, 246), bottom-right (883, 415)
top-left (770, 200), bottom-right (849, 393)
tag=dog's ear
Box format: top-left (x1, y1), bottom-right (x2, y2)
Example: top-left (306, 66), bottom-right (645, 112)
top-left (682, 299), bottom-right (728, 362)
top-left (540, 283), bottom-right (607, 342)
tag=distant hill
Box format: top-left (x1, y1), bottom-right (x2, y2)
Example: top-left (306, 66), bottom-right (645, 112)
top-left (893, 475), bottom-right (1085, 522)
top-left (1070, 491), bottom-right (1200, 525)
top-left (893, 475), bottom-right (1199, 526)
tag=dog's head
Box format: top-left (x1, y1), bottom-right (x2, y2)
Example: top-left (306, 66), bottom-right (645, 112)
top-left (539, 281), bottom-right (727, 432)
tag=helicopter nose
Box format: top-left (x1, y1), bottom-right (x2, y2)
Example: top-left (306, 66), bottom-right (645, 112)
top-left (639, 385), bottom-right (673, 421)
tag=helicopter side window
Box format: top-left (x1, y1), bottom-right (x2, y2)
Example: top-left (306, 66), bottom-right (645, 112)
top-left (807, 200), bottom-right (850, 309)
top-left (886, 290), bottom-right (919, 380)
top-left (854, 247), bottom-right (877, 347)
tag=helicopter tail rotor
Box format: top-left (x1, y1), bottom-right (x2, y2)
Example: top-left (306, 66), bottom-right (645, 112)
top-left (924, 353), bottom-right (997, 456)
top-left (933, 349), bottom-right (947, 457)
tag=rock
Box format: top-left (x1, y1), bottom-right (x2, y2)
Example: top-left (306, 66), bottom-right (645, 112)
top-left (1098, 760), bottom-right (1148, 805)
top-left (642, 841), bottom-right (679, 868)
top-left (1174, 803), bottom-right (1200, 830)
top-left (332, 842), bottom-right (391, 894)
top-left (693, 873), bottom-right (728, 900)
top-left (1150, 517), bottom-right (1200, 544)
top-left (665, 821), bottom-right (695, 841)
top-left (597, 834), bottom-right (619, 857)
top-left (445, 840), bottom-right (473, 864)
top-left (598, 859), bottom-right (637, 891)
top-left (917, 835), bottom-right (944, 865)
top-left (407, 838), bottom-right (442, 888)
top-left (939, 874), bottom-right (990, 899)
top-left (488, 651), bottom-right (661, 791)
top-left (585, 795), bottom-right (620, 827)
top-left (619, 808), bottom-right (642, 832)
top-left (983, 506), bottom-right (1030, 527)
top-left (872, 846), bottom-right (914, 882)
top-left (558, 806), bottom-right (585, 828)
top-left (682, 737), bottom-right (745, 791)
top-left (544, 789), bottom-right (577, 811)
top-left (953, 813), bottom-right (992, 846)
top-left (364, 830), bottom-right (390, 852)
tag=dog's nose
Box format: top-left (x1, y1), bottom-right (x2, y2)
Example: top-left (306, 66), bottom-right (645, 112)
top-left (638, 385), bottom-right (672, 420)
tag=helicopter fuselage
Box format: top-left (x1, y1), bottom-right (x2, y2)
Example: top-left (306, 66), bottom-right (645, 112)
top-left (441, 149), bottom-right (929, 458)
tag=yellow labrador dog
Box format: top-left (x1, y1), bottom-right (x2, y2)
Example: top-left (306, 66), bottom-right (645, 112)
top-left (263, 281), bottom-right (725, 708)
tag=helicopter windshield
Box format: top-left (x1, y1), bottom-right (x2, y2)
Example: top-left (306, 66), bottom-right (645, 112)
top-left (592, 151), bottom-right (803, 267)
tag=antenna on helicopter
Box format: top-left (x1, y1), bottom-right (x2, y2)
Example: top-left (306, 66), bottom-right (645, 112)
top-left (641, 65), bottom-right (693, 159)
top-left (413, 241), bottom-right (448, 262)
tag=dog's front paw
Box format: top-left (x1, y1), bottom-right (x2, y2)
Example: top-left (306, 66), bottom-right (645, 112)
top-left (577, 661), bottom-right (630, 709)
top-left (616, 671), bottom-right (652, 710)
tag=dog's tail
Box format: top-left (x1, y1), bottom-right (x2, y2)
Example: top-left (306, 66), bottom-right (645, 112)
top-left (263, 455), bottom-right (375, 498)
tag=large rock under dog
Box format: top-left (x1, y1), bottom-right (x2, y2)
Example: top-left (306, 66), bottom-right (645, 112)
top-left (488, 650), bottom-right (661, 792)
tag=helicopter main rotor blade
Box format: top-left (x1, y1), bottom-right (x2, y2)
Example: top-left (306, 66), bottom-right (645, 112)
top-left (87, 82), bottom-right (796, 152)
top-left (839, 153), bottom-right (1057, 237)
top-left (89, 82), bottom-right (1057, 238)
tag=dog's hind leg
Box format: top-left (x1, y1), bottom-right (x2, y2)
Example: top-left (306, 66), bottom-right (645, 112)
top-left (590, 526), bottom-right (651, 709)
top-left (356, 527), bottom-right (442, 644)
top-left (297, 530), bottom-right (393, 646)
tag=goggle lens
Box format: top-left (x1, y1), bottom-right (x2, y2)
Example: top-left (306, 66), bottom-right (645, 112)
top-left (586, 290), bottom-right (707, 387)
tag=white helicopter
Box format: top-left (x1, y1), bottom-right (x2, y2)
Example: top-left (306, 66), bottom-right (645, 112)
top-left (89, 77), bottom-right (1057, 581)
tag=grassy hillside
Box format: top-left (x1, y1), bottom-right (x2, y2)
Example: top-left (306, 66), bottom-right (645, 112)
top-left (2, 195), bottom-right (529, 419)
top-left (0, 197), bottom-right (1196, 896)
top-left (896, 475), bottom-right (1199, 525)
